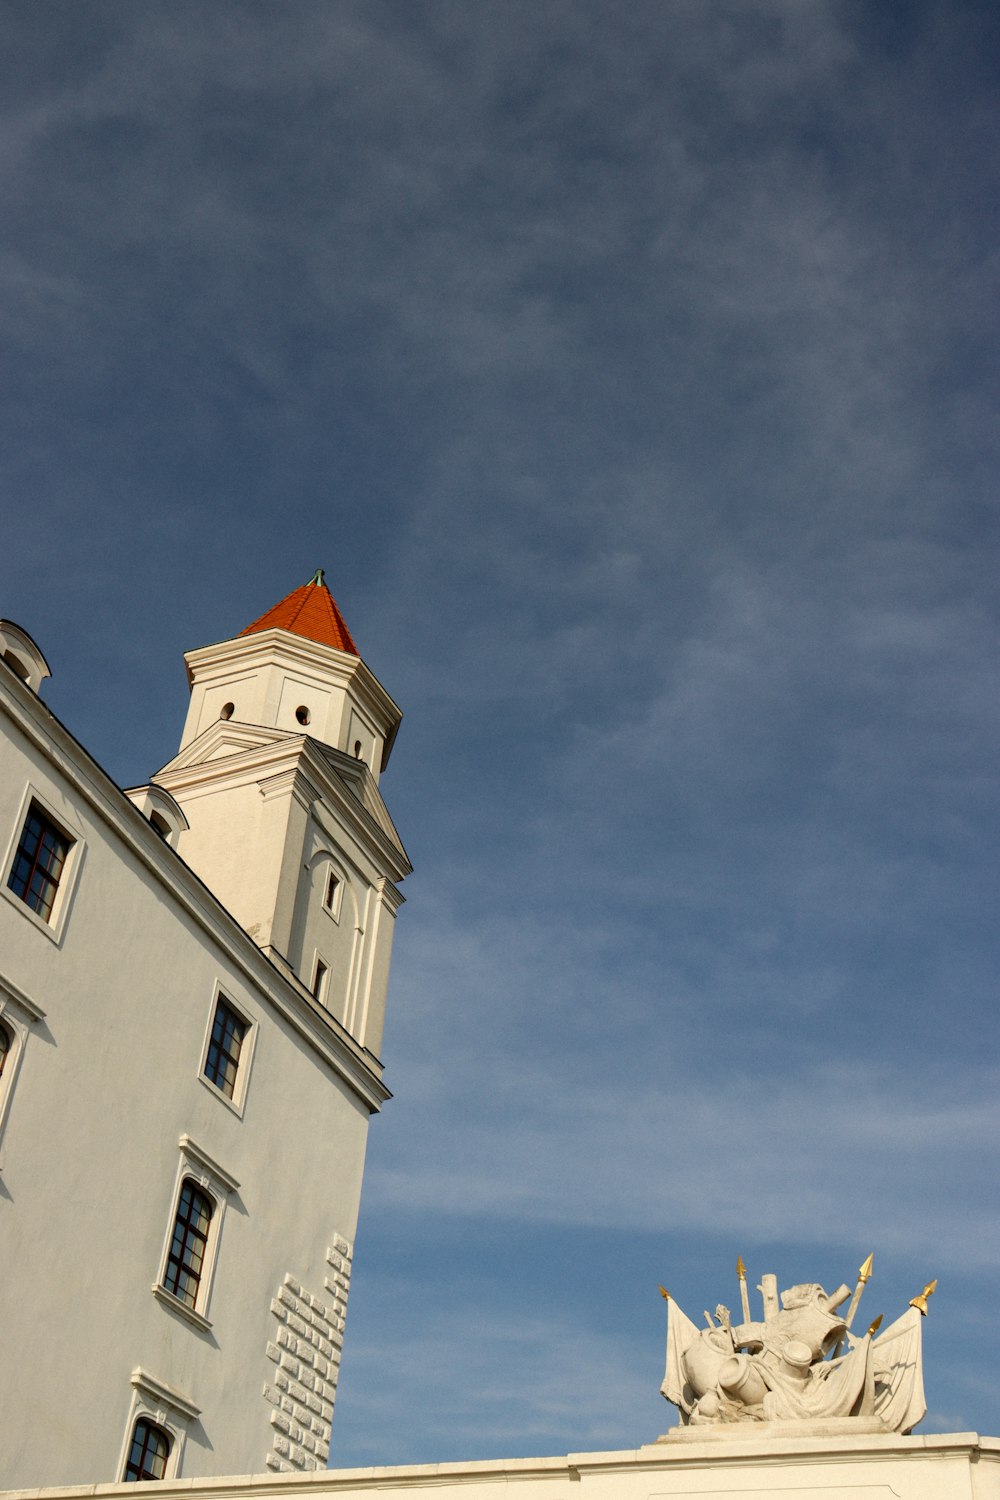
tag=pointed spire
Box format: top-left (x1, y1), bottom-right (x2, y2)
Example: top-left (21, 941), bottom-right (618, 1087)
top-left (238, 571), bottom-right (359, 655)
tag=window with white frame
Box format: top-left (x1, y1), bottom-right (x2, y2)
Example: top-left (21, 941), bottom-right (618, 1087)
top-left (198, 989), bottom-right (255, 1116)
top-left (124, 1419), bottom-right (171, 1481)
top-left (0, 975), bottom-right (45, 1165)
top-left (317, 852), bottom-right (346, 924)
top-left (153, 1136), bottom-right (239, 1329)
top-left (2, 787), bottom-right (84, 943)
top-left (312, 955), bottom-right (329, 1003)
top-left (118, 1368), bottom-right (200, 1483)
top-left (164, 1179), bottom-right (214, 1309)
top-left (7, 802), bottom-right (70, 920)
top-left (203, 996), bottom-right (247, 1098)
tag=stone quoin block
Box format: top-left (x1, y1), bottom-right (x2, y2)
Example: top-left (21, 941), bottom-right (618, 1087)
top-left (267, 1267), bottom-right (345, 1473)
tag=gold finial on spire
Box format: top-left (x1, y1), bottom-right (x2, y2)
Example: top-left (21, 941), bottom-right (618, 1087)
top-left (858, 1252), bottom-right (874, 1282)
top-left (909, 1280), bottom-right (937, 1315)
top-left (736, 1256), bottom-right (746, 1278)
top-left (658, 1285), bottom-right (670, 1302)
top-left (866, 1313), bottom-right (883, 1337)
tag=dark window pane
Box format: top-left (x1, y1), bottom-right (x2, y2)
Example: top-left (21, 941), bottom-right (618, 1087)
top-left (203, 998), bottom-right (247, 1099)
top-left (124, 1420), bottom-right (170, 1481)
top-left (7, 804), bottom-right (70, 921)
top-left (163, 1178), bottom-right (214, 1309)
top-left (0, 1024), bottom-right (9, 1080)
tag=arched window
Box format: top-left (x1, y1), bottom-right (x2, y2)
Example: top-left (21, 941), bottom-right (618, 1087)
top-left (0, 1022), bottom-right (9, 1079)
top-left (124, 1418), bottom-right (171, 1481)
top-left (163, 1179), bottom-right (214, 1309)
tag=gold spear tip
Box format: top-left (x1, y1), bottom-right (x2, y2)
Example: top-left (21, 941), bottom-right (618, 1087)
top-left (658, 1285), bottom-right (671, 1302)
top-left (867, 1313), bottom-right (883, 1337)
top-left (736, 1256), bottom-right (747, 1279)
top-left (909, 1279), bottom-right (938, 1316)
top-left (858, 1252), bottom-right (874, 1281)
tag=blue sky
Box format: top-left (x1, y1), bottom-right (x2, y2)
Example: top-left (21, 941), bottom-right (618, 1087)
top-left (2, 0), bottom-right (998, 1462)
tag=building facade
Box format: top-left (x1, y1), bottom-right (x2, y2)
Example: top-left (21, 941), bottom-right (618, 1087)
top-left (0, 576), bottom-right (410, 1488)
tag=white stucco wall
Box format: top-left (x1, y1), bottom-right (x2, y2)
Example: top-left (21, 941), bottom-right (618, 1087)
top-left (0, 659), bottom-right (398, 1489)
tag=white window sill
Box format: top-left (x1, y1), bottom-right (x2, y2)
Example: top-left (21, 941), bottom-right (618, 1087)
top-left (197, 1071), bottom-right (246, 1119)
top-left (0, 882), bottom-right (62, 943)
top-left (152, 1283), bottom-right (213, 1333)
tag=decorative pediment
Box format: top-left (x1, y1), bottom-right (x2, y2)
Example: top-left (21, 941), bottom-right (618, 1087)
top-left (312, 742), bottom-right (408, 860)
top-left (155, 719), bottom-right (294, 775)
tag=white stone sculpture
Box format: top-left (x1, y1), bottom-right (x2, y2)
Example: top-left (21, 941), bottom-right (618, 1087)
top-left (660, 1257), bottom-right (934, 1436)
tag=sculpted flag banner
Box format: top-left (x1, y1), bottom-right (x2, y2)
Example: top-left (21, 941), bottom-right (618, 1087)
top-left (869, 1307), bottom-right (925, 1435)
top-left (661, 1297), bottom-right (702, 1417)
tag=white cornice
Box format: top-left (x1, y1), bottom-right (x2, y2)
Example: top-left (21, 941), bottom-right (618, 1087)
top-left (0, 972), bottom-right (46, 1022)
top-left (0, 676), bottom-right (391, 1113)
top-left (130, 1367), bottom-right (201, 1422)
top-left (178, 1133), bottom-right (241, 1194)
top-left (2, 1433), bottom-right (995, 1499)
top-left (183, 630), bottom-right (402, 734)
top-left (375, 876), bottom-right (407, 915)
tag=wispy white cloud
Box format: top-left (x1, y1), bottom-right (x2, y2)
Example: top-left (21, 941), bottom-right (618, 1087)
top-left (369, 1029), bottom-right (1000, 1273)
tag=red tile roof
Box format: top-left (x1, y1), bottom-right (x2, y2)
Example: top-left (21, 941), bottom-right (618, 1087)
top-left (238, 571), bottom-right (359, 656)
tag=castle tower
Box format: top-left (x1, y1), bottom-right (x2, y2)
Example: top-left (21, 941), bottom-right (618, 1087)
top-left (0, 576), bottom-right (409, 1486)
top-left (154, 570), bottom-right (410, 1056)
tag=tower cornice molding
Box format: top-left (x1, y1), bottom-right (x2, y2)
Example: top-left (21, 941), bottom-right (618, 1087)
top-left (184, 630), bottom-right (402, 738)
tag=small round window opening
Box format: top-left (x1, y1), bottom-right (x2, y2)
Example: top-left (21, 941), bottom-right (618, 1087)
top-left (296, 706), bottom-right (311, 726)
top-left (219, 702), bottom-right (234, 721)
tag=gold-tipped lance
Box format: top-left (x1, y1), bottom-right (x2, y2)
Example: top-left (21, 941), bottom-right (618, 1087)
top-left (843, 1252), bottom-right (874, 1331)
top-left (909, 1280), bottom-right (937, 1316)
top-left (736, 1255), bottom-right (752, 1325)
top-left (658, 1285), bottom-right (670, 1302)
top-left (866, 1313), bottom-right (883, 1337)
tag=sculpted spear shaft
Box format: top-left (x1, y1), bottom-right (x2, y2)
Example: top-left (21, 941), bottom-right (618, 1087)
top-left (832, 1253), bottom-right (873, 1359)
top-left (844, 1253), bottom-right (874, 1330)
top-left (736, 1256), bottom-right (751, 1326)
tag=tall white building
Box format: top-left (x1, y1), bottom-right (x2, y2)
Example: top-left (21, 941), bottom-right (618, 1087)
top-left (0, 574), bottom-right (410, 1488)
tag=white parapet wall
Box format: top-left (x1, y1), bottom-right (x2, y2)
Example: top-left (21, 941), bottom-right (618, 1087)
top-left (2, 1432), bottom-right (997, 1500)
